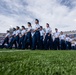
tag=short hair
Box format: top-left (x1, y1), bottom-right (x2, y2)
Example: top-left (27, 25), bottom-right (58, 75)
top-left (13, 28), bottom-right (16, 31)
top-left (55, 28), bottom-right (58, 30)
top-left (46, 23), bottom-right (49, 26)
top-left (40, 26), bottom-right (43, 29)
top-left (22, 26), bottom-right (25, 29)
top-left (16, 26), bottom-right (20, 29)
top-left (28, 22), bottom-right (31, 26)
top-left (7, 30), bottom-right (10, 33)
top-left (35, 19), bottom-right (39, 22)
top-left (61, 31), bottom-right (63, 34)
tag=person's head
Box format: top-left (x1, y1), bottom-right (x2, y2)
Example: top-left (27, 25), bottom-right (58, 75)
top-left (60, 31), bottom-right (63, 35)
top-left (13, 28), bottom-right (16, 31)
top-left (66, 34), bottom-right (68, 37)
top-left (28, 22), bottom-right (31, 27)
top-left (21, 26), bottom-right (25, 30)
top-left (35, 19), bottom-right (39, 24)
top-left (46, 23), bottom-right (49, 28)
top-left (70, 35), bottom-right (74, 38)
top-left (55, 28), bottom-right (58, 32)
top-left (7, 30), bottom-right (10, 33)
top-left (16, 26), bottom-right (20, 30)
top-left (40, 26), bottom-right (43, 30)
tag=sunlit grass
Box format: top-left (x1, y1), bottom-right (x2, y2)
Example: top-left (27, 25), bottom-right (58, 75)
top-left (0, 49), bottom-right (76, 75)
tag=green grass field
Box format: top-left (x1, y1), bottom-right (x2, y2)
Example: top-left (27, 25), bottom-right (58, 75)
top-left (0, 49), bottom-right (76, 75)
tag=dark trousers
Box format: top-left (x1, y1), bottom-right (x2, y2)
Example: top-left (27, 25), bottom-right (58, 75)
top-left (54, 38), bottom-right (60, 50)
top-left (15, 35), bottom-right (19, 48)
top-left (2, 37), bottom-right (9, 48)
top-left (8, 37), bottom-right (17, 49)
top-left (44, 34), bottom-right (53, 50)
top-left (68, 42), bottom-right (71, 50)
top-left (74, 45), bottom-right (76, 50)
top-left (32, 31), bottom-right (40, 50)
top-left (24, 32), bottom-right (32, 49)
top-left (60, 40), bottom-right (66, 50)
top-left (40, 36), bottom-right (44, 49)
top-left (22, 35), bottom-right (27, 49)
top-left (18, 35), bottom-right (25, 49)
top-left (71, 46), bottom-right (75, 50)
top-left (66, 41), bottom-right (71, 50)
top-left (66, 41), bottom-right (69, 50)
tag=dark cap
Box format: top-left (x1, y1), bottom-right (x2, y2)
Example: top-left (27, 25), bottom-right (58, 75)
top-left (13, 28), bottom-right (16, 31)
top-left (35, 19), bottom-right (39, 22)
top-left (28, 22), bottom-right (31, 26)
top-left (16, 26), bottom-right (20, 29)
top-left (55, 28), bottom-right (58, 30)
top-left (22, 26), bottom-right (25, 29)
top-left (7, 30), bottom-right (10, 33)
top-left (46, 23), bottom-right (49, 27)
top-left (40, 26), bottom-right (43, 28)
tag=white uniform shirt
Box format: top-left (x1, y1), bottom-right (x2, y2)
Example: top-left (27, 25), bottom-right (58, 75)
top-left (52, 35), bottom-right (55, 41)
top-left (16, 30), bottom-right (20, 36)
top-left (34, 24), bottom-right (40, 30)
top-left (54, 32), bottom-right (60, 38)
top-left (21, 29), bottom-right (26, 35)
top-left (46, 27), bottom-right (52, 34)
top-left (5, 33), bottom-right (10, 37)
top-left (31, 28), bottom-right (35, 37)
top-left (59, 35), bottom-right (66, 40)
top-left (65, 37), bottom-right (70, 42)
top-left (71, 42), bottom-right (75, 46)
top-left (69, 38), bottom-right (73, 42)
top-left (27, 27), bottom-right (32, 32)
top-left (40, 30), bottom-right (45, 36)
top-left (12, 31), bottom-right (16, 36)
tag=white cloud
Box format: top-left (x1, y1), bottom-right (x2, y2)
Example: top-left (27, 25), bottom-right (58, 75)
top-left (0, 0), bottom-right (76, 33)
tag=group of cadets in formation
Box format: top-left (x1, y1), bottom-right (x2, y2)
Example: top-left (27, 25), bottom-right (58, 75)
top-left (1, 19), bottom-right (76, 50)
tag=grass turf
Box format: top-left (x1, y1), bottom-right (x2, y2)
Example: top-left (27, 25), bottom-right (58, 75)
top-left (0, 49), bottom-right (76, 75)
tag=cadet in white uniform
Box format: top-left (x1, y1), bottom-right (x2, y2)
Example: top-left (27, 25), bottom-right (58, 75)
top-left (18, 26), bottom-right (26, 49)
top-left (71, 40), bottom-right (75, 50)
top-left (59, 31), bottom-right (66, 50)
top-left (32, 19), bottom-right (40, 50)
top-left (15, 26), bottom-right (21, 48)
top-left (44, 23), bottom-right (53, 50)
top-left (40, 26), bottom-right (45, 49)
top-left (74, 41), bottom-right (76, 49)
top-left (68, 37), bottom-right (73, 50)
top-left (24, 22), bottom-right (32, 49)
top-left (53, 28), bottom-right (60, 50)
top-left (2, 30), bottom-right (10, 48)
top-left (8, 28), bottom-right (17, 49)
top-left (65, 34), bottom-right (70, 50)
top-left (40, 26), bottom-right (45, 38)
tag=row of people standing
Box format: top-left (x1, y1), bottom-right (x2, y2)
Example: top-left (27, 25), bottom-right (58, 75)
top-left (0, 19), bottom-right (76, 50)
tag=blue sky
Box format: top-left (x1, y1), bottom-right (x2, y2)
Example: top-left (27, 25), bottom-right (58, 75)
top-left (0, 0), bottom-right (76, 33)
